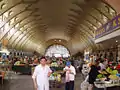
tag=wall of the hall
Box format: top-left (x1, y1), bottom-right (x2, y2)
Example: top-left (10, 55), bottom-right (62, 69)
top-left (118, 45), bottom-right (120, 60)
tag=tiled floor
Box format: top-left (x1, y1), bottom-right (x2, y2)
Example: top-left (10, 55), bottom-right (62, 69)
top-left (0, 73), bottom-right (84, 90)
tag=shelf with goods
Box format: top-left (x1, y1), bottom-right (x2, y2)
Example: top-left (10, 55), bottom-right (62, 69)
top-left (49, 70), bottom-right (64, 88)
top-left (49, 58), bottom-right (66, 88)
top-left (95, 65), bottom-right (120, 89)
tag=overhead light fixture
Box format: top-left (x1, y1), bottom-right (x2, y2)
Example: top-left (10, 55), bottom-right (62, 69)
top-left (116, 40), bottom-right (118, 43)
top-left (54, 40), bottom-right (57, 42)
top-left (59, 40), bottom-right (61, 42)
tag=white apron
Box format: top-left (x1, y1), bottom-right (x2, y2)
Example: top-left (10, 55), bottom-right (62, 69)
top-left (32, 65), bottom-right (52, 90)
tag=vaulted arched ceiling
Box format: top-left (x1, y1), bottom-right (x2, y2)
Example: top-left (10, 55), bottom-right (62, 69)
top-left (0, 0), bottom-right (118, 55)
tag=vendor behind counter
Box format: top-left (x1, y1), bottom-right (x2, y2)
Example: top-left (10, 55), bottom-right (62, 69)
top-left (97, 63), bottom-right (119, 81)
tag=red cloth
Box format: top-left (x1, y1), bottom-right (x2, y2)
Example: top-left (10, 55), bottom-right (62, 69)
top-left (116, 64), bottom-right (120, 69)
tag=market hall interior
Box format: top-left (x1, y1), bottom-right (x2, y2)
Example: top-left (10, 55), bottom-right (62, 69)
top-left (0, 0), bottom-right (120, 90)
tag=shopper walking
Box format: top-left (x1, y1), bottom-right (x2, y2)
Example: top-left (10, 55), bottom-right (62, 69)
top-left (88, 61), bottom-right (100, 90)
top-left (64, 61), bottom-right (76, 90)
top-left (32, 57), bottom-right (52, 90)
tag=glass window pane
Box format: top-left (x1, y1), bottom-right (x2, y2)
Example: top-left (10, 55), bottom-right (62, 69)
top-left (4, 23), bottom-right (9, 33)
top-left (103, 15), bottom-right (108, 22)
top-left (9, 11), bottom-right (13, 16)
top-left (15, 17), bottom-right (19, 21)
top-left (3, 11), bottom-right (9, 18)
top-left (2, 14), bottom-right (6, 21)
top-left (109, 8), bottom-right (115, 16)
top-left (45, 45), bottom-right (70, 57)
top-left (10, 18), bottom-right (15, 25)
top-left (15, 23), bottom-right (20, 28)
top-left (0, 15), bottom-right (2, 22)
top-left (20, 27), bottom-right (23, 31)
top-left (1, 3), bottom-right (6, 9)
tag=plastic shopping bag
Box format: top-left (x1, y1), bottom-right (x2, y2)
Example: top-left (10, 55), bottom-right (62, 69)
top-left (80, 81), bottom-right (89, 90)
top-left (80, 75), bottom-right (89, 90)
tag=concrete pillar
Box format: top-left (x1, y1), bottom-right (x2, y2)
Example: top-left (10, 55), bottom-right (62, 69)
top-left (118, 45), bottom-right (120, 60)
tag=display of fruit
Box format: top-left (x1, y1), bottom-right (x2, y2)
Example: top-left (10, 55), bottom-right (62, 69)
top-left (111, 70), bottom-right (118, 75)
top-left (49, 74), bottom-right (55, 80)
top-left (51, 62), bottom-right (58, 67)
top-left (106, 67), bottom-right (112, 74)
top-left (101, 71), bottom-right (108, 75)
top-left (97, 74), bottom-right (105, 78)
top-left (53, 72), bottom-right (57, 76)
top-left (50, 72), bottom-right (62, 82)
top-left (56, 74), bottom-right (61, 82)
top-left (14, 61), bottom-right (21, 65)
top-left (100, 78), bottom-right (106, 81)
top-left (109, 75), bottom-right (118, 80)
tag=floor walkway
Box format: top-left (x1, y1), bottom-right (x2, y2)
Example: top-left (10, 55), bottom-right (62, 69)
top-left (0, 73), bottom-right (83, 90)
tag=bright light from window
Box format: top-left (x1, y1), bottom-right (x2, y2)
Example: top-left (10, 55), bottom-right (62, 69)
top-left (24, 25), bottom-right (28, 28)
top-left (9, 11), bottom-right (13, 16)
top-left (109, 8), bottom-right (115, 16)
top-left (15, 23), bottom-right (20, 28)
top-left (1, 3), bottom-right (6, 9)
top-left (15, 17), bottom-right (19, 21)
top-left (9, 28), bottom-right (15, 34)
top-left (1, 27), bottom-right (4, 32)
top-left (4, 12), bottom-right (9, 18)
top-left (54, 53), bottom-right (61, 57)
top-left (0, 15), bottom-right (2, 22)
top-left (10, 18), bottom-right (15, 25)
top-left (0, 7), bottom-right (41, 52)
top-left (45, 45), bottom-right (70, 57)
top-left (103, 15), bottom-right (107, 22)
top-left (93, 26), bottom-right (97, 30)
top-left (4, 23), bottom-right (9, 33)
top-left (98, 22), bottom-right (102, 26)
top-left (20, 27), bottom-right (23, 31)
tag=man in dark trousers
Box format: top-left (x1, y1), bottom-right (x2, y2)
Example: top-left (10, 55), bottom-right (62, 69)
top-left (64, 61), bottom-right (76, 90)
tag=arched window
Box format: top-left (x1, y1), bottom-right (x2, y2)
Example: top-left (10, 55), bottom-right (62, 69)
top-left (45, 45), bottom-right (70, 57)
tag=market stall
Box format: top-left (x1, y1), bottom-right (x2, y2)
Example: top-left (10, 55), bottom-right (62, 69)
top-left (49, 58), bottom-right (66, 88)
top-left (49, 70), bottom-right (64, 88)
top-left (94, 65), bottom-right (120, 90)
top-left (94, 79), bottom-right (120, 90)
top-left (11, 57), bottom-right (35, 75)
top-left (12, 65), bottom-right (32, 75)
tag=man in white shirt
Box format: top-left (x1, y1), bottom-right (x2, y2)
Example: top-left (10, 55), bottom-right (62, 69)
top-left (32, 57), bottom-right (52, 90)
top-left (64, 61), bottom-right (76, 90)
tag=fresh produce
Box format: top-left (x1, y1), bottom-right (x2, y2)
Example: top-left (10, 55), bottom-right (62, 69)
top-left (51, 62), bottom-right (58, 67)
top-left (14, 61), bottom-right (21, 65)
top-left (111, 70), bottom-right (118, 75)
top-left (109, 75), bottom-right (118, 80)
top-left (49, 72), bottom-right (61, 82)
top-left (56, 74), bottom-right (61, 82)
top-left (106, 67), bottom-right (112, 74)
top-left (97, 74), bottom-right (105, 78)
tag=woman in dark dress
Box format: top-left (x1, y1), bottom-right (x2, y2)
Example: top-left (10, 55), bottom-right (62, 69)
top-left (88, 61), bottom-right (100, 90)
